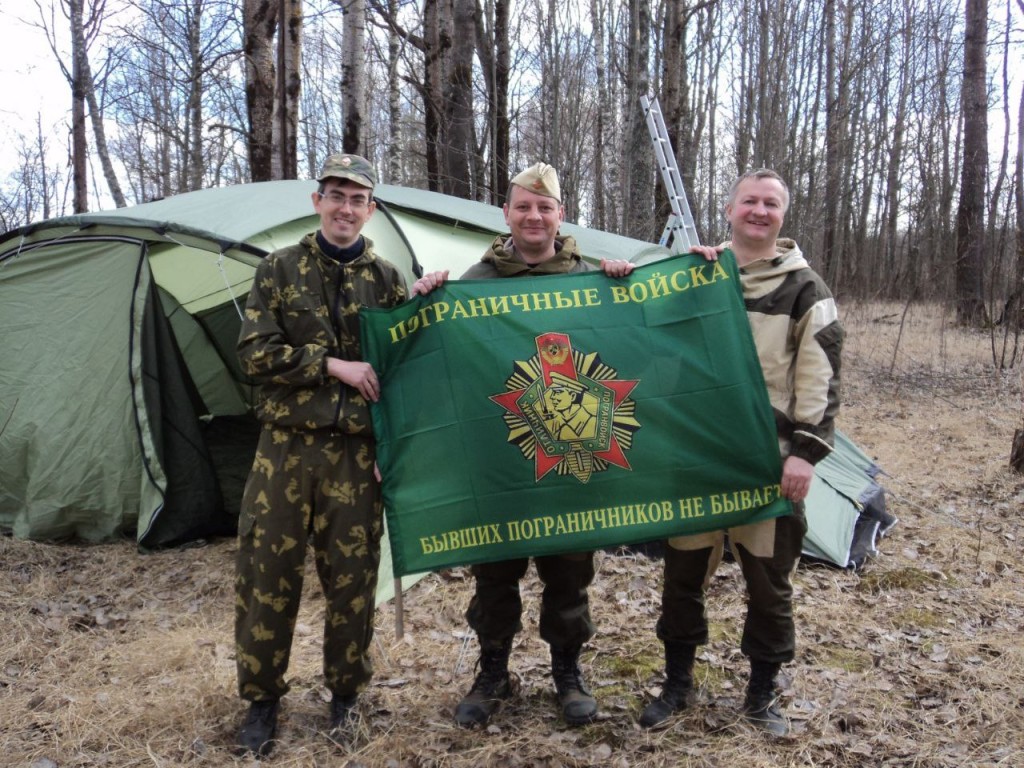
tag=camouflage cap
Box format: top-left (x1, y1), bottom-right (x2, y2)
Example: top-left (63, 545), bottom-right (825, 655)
top-left (317, 153), bottom-right (376, 189)
top-left (510, 162), bottom-right (561, 202)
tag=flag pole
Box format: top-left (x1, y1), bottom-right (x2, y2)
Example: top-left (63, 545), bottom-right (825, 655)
top-left (394, 577), bottom-right (405, 639)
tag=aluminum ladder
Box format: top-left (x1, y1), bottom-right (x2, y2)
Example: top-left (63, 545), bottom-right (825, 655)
top-left (641, 95), bottom-right (700, 252)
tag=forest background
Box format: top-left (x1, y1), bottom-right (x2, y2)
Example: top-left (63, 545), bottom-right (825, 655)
top-left (3, 4), bottom-right (1024, 765)
top-left (0, 0), bottom-right (1023, 334)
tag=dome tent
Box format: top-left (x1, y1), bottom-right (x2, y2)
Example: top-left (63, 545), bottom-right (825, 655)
top-left (0, 181), bottom-right (667, 555)
top-left (0, 179), bottom-right (889, 574)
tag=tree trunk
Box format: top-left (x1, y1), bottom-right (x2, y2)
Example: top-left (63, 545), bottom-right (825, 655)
top-left (590, 0), bottom-right (608, 230)
top-left (342, 0), bottom-right (367, 154)
top-left (72, 8), bottom-right (127, 206)
top-left (244, 0), bottom-right (277, 182)
top-left (386, 0), bottom-right (402, 182)
top-left (1013, 78), bottom-right (1024, 331)
top-left (272, 0), bottom-right (301, 179)
top-left (185, 1), bottom-right (204, 191)
top-left (822, 0), bottom-right (851, 290)
top-left (623, 0), bottom-right (654, 240)
top-left (68, 0), bottom-right (89, 213)
top-left (474, 0), bottom-right (509, 203)
top-left (955, 0), bottom-right (989, 325)
top-left (441, 0), bottom-right (474, 198)
top-left (422, 0), bottom-right (445, 191)
top-left (1011, 429), bottom-right (1024, 473)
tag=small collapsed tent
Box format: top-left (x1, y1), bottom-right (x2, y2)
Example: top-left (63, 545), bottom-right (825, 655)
top-left (0, 179), bottom-right (890, 570)
top-left (804, 429), bottom-right (896, 569)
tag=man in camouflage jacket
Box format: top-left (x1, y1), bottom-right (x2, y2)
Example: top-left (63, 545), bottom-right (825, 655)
top-left (233, 154), bottom-right (407, 756)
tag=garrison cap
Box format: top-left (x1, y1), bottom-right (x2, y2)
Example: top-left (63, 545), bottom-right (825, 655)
top-left (317, 153), bottom-right (376, 189)
top-left (510, 162), bottom-right (561, 202)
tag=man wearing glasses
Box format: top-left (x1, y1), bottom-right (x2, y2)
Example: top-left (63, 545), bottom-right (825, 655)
top-left (234, 154), bottom-right (409, 756)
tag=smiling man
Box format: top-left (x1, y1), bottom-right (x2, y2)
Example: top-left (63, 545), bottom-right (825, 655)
top-left (410, 162), bottom-right (635, 729)
top-left (639, 169), bottom-right (843, 736)
top-left (233, 154), bottom-right (410, 756)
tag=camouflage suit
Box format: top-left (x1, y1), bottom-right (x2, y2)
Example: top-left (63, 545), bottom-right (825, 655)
top-left (235, 233), bottom-right (406, 702)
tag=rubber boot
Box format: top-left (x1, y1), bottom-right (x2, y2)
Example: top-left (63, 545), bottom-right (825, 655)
top-left (236, 699), bottom-right (279, 757)
top-left (639, 642), bottom-right (696, 729)
top-left (454, 637), bottom-right (513, 727)
top-left (743, 660), bottom-right (789, 736)
top-left (551, 645), bottom-right (598, 726)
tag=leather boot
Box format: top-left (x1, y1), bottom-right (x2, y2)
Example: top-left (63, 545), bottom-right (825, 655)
top-left (639, 642), bottom-right (696, 729)
top-left (454, 637), bottom-right (513, 727)
top-left (329, 692), bottom-right (359, 736)
top-left (236, 699), bottom-right (279, 757)
top-left (551, 645), bottom-right (598, 726)
top-left (743, 660), bottom-right (789, 736)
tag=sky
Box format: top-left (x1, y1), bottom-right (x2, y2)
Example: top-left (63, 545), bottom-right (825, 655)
top-left (0, 6), bottom-right (70, 178)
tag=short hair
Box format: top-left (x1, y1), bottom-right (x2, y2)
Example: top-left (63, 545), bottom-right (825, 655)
top-left (727, 169), bottom-right (790, 211)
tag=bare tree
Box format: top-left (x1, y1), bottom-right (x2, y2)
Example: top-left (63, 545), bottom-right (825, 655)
top-left (384, 0), bottom-right (403, 181)
top-left (244, 0), bottom-right (277, 181)
top-left (107, 0), bottom-right (245, 199)
top-left (36, 0), bottom-right (126, 211)
top-left (341, 0), bottom-right (367, 154)
top-left (622, 0), bottom-right (654, 240)
top-left (0, 117), bottom-right (65, 230)
top-left (441, 0), bottom-right (475, 197)
top-left (273, 0), bottom-right (302, 179)
top-left (955, 0), bottom-right (989, 325)
top-left (660, 0), bottom-right (718, 242)
top-left (474, 0), bottom-right (510, 203)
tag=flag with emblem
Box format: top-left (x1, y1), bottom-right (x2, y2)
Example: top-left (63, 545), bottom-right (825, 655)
top-left (360, 251), bottom-right (790, 576)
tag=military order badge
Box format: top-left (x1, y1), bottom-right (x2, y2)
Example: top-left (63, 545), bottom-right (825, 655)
top-left (490, 332), bottom-right (640, 483)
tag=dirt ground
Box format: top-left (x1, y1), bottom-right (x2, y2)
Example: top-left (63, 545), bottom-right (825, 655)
top-left (2, 301), bottom-right (1023, 768)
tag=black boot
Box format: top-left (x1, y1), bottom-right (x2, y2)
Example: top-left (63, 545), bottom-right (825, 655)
top-left (329, 692), bottom-right (359, 736)
top-left (551, 645), bottom-right (598, 726)
top-left (454, 638), bottom-right (513, 727)
top-left (743, 661), bottom-right (789, 736)
top-left (236, 699), bottom-right (279, 757)
top-left (639, 642), bottom-right (696, 729)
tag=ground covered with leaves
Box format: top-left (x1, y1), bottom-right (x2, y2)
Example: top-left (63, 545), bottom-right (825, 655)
top-left (2, 301), bottom-right (1023, 767)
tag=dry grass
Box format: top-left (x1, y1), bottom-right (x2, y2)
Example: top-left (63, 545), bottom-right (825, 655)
top-left (3, 300), bottom-right (1024, 767)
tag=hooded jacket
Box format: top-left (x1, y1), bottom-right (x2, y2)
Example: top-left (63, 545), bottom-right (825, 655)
top-left (728, 238), bottom-right (843, 465)
top-left (237, 233), bottom-right (407, 433)
top-left (461, 234), bottom-right (593, 279)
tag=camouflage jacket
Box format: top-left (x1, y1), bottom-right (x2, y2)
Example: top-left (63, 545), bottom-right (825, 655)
top-left (731, 237), bottom-right (843, 465)
top-left (461, 234), bottom-right (593, 278)
top-left (237, 233), bottom-right (407, 434)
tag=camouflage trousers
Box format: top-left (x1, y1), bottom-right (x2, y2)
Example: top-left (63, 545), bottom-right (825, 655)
top-left (656, 505), bottom-right (807, 664)
top-left (466, 552), bottom-right (596, 650)
top-left (235, 425), bottom-right (382, 702)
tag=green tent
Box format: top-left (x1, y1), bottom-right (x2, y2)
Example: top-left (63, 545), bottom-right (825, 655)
top-left (0, 180), bottom-right (889, 573)
top-left (803, 429), bottom-right (895, 568)
top-left (0, 181), bottom-right (667, 557)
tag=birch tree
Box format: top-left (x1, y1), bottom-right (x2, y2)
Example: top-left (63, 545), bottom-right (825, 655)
top-left (341, 0), bottom-right (367, 153)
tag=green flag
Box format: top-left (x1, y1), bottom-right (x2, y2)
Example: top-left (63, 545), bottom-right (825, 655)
top-left (361, 251), bottom-right (790, 576)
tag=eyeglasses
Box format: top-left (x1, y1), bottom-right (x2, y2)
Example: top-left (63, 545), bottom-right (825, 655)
top-left (318, 191), bottom-right (371, 210)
